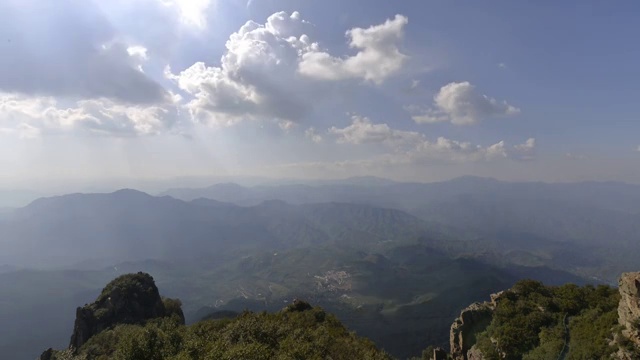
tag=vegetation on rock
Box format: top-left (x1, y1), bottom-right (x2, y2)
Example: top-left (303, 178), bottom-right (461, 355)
top-left (49, 302), bottom-right (391, 360)
top-left (42, 271), bottom-right (640, 360)
top-left (69, 272), bottom-right (183, 350)
top-left (43, 274), bottom-right (391, 360)
top-left (474, 280), bottom-right (620, 360)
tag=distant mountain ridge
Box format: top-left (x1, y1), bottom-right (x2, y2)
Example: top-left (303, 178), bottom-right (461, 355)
top-left (1, 189), bottom-right (433, 268)
top-left (0, 185), bottom-right (594, 359)
top-left (3, 177), bottom-right (640, 359)
top-left (159, 176), bottom-right (640, 214)
top-left (159, 176), bottom-right (640, 282)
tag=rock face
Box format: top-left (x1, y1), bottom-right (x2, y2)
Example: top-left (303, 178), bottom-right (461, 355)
top-left (447, 274), bottom-right (640, 360)
top-left (69, 272), bottom-right (184, 350)
top-left (466, 345), bottom-right (485, 360)
top-left (618, 272), bottom-right (640, 344)
top-left (450, 302), bottom-right (495, 360)
top-left (433, 347), bottom-right (448, 360)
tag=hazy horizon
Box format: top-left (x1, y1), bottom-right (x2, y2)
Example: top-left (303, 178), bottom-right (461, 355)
top-left (5, 172), bottom-right (640, 195)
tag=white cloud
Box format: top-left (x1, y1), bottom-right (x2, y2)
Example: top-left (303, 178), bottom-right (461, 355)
top-left (305, 127), bottom-right (323, 143)
top-left (327, 116), bottom-right (533, 163)
top-left (0, 94), bottom-right (176, 137)
top-left (410, 81), bottom-right (520, 125)
top-left (498, 62), bottom-right (507, 68)
top-left (157, 0), bottom-right (213, 30)
top-left (408, 107), bottom-right (450, 124)
top-left (511, 138), bottom-right (536, 160)
top-left (329, 115), bottom-right (422, 147)
top-left (278, 120), bottom-right (297, 132)
top-left (127, 46), bottom-right (149, 61)
top-left (409, 137), bottom-right (508, 163)
top-left (168, 12), bottom-right (409, 126)
top-left (167, 11), bottom-right (316, 126)
top-left (127, 45), bottom-right (150, 72)
top-left (299, 15), bottom-right (409, 84)
top-left (514, 137), bottom-right (536, 152)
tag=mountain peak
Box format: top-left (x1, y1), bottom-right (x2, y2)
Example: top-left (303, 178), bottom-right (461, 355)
top-left (110, 188), bottom-right (152, 198)
top-left (68, 272), bottom-right (183, 351)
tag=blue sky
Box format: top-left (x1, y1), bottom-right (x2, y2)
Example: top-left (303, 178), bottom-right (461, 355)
top-left (0, 0), bottom-right (639, 188)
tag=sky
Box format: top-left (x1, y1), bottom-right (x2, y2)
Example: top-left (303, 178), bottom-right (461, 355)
top-left (1, 0), bottom-right (639, 189)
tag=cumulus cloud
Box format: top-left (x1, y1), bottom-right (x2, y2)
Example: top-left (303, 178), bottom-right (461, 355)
top-left (168, 12), bottom-right (409, 126)
top-left (0, 94), bottom-right (177, 137)
top-left (278, 120), bottom-right (297, 132)
top-left (409, 138), bottom-right (508, 163)
top-left (299, 15), bottom-right (409, 84)
top-left (410, 81), bottom-right (520, 125)
top-left (126, 45), bottom-right (150, 73)
top-left (329, 115), bottom-right (422, 147)
top-left (514, 138), bottom-right (536, 152)
top-left (327, 116), bottom-right (534, 163)
top-left (305, 127), bottom-right (324, 143)
top-left (167, 11), bottom-right (316, 125)
top-left (127, 46), bottom-right (149, 61)
top-left (0, 0), bottom-right (168, 104)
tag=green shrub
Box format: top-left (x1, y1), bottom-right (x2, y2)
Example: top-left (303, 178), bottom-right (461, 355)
top-left (476, 280), bottom-right (620, 360)
top-left (72, 303), bottom-right (392, 360)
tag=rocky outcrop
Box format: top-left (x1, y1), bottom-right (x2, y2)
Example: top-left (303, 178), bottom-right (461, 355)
top-left (450, 301), bottom-right (495, 360)
top-left (69, 272), bottom-right (184, 350)
top-left (614, 272), bottom-right (640, 359)
top-left (618, 272), bottom-right (640, 345)
top-left (466, 345), bottom-right (485, 360)
top-left (446, 274), bottom-right (640, 360)
top-left (433, 347), bottom-right (448, 360)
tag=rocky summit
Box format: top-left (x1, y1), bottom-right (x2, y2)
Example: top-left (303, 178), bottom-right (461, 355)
top-left (448, 274), bottom-right (640, 360)
top-left (618, 272), bottom-right (640, 343)
top-left (450, 302), bottom-right (494, 360)
top-left (38, 273), bottom-right (391, 360)
top-left (40, 272), bottom-right (184, 359)
top-left (616, 272), bottom-right (640, 359)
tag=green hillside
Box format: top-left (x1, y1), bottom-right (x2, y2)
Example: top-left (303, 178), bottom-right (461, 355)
top-left (471, 280), bottom-right (633, 360)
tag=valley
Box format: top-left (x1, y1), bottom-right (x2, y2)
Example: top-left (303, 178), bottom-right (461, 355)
top-left (1, 177), bottom-right (639, 359)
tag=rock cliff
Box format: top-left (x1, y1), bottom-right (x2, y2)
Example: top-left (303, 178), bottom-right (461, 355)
top-left (69, 272), bottom-right (184, 350)
top-left (615, 272), bottom-right (640, 359)
top-left (449, 302), bottom-right (495, 360)
top-left (448, 273), bottom-right (640, 360)
top-left (618, 272), bottom-right (640, 343)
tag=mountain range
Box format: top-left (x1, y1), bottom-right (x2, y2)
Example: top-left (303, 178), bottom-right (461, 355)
top-left (1, 176), bottom-right (639, 359)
